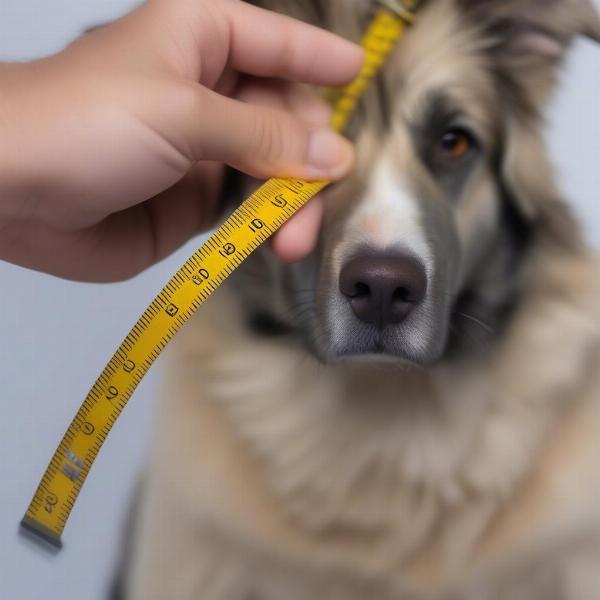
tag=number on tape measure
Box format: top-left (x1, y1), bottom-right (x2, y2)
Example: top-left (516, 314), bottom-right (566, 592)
top-left (249, 219), bottom-right (265, 233)
top-left (81, 422), bottom-right (95, 436)
top-left (271, 195), bottom-right (288, 208)
top-left (219, 243), bottom-right (237, 258)
top-left (105, 386), bottom-right (119, 400)
top-left (21, 4), bottom-right (419, 549)
top-left (192, 269), bottom-right (210, 285)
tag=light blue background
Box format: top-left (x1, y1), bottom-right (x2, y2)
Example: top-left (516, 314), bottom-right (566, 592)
top-left (0, 1), bottom-right (599, 599)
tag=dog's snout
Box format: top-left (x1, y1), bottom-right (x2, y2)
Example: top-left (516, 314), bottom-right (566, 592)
top-left (339, 253), bottom-right (427, 327)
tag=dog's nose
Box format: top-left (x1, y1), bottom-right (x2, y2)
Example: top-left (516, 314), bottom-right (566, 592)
top-left (339, 253), bottom-right (427, 327)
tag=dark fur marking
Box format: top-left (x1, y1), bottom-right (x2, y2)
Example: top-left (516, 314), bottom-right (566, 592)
top-left (306, 0), bottom-right (326, 22)
top-left (447, 165), bottom-right (534, 358)
top-left (489, 64), bottom-right (540, 122)
top-left (375, 73), bottom-right (392, 131)
top-left (247, 311), bottom-right (293, 336)
top-left (409, 91), bottom-right (482, 198)
top-left (221, 167), bottom-right (246, 213)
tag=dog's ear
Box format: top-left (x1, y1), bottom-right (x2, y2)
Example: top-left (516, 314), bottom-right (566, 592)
top-left (458, 0), bottom-right (597, 248)
top-left (460, 0), bottom-right (600, 74)
top-left (457, 0), bottom-right (600, 108)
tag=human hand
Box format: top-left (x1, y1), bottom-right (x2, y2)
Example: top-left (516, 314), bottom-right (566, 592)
top-left (0, 0), bottom-right (362, 281)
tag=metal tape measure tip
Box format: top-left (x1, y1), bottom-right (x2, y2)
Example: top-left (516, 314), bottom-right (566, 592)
top-left (20, 517), bottom-right (63, 551)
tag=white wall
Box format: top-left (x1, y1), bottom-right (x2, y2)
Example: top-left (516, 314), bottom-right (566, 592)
top-left (0, 2), bottom-right (599, 599)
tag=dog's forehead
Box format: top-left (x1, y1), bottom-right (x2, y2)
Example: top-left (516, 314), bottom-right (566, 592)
top-left (386, 0), bottom-right (497, 131)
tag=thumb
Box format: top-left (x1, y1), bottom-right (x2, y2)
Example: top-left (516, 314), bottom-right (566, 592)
top-left (182, 86), bottom-right (355, 180)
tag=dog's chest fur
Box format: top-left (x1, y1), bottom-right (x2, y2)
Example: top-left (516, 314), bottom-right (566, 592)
top-left (145, 247), bottom-right (600, 598)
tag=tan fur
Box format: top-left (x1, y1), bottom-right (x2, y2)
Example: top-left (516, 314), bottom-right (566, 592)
top-left (127, 249), bottom-right (600, 599)
top-left (124, 1), bottom-right (600, 598)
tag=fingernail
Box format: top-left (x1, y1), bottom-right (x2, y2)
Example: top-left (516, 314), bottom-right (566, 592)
top-left (306, 129), bottom-right (354, 179)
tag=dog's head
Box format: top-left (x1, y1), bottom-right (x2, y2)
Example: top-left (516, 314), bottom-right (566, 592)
top-left (235, 0), bottom-right (600, 365)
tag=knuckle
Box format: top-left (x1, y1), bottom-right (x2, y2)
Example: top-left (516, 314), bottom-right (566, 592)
top-left (252, 108), bottom-right (288, 162)
top-left (275, 23), bottom-right (297, 75)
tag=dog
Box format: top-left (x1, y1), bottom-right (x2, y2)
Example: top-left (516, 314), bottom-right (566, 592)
top-left (115, 1), bottom-right (600, 598)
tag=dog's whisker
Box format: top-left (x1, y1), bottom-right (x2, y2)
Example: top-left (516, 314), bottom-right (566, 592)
top-left (453, 311), bottom-right (494, 334)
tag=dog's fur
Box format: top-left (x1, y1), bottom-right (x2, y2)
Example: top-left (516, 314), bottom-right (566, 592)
top-left (118, 1), bottom-right (600, 598)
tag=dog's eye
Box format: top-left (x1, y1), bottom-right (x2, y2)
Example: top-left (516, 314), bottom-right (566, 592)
top-left (437, 128), bottom-right (474, 160)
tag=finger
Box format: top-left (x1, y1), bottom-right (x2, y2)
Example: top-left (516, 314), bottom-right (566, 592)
top-left (222, 0), bottom-right (364, 85)
top-left (284, 84), bottom-right (332, 127)
top-left (235, 79), bottom-right (332, 127)
top-left (143, 161), bottom-right (225, 250)
top-left (234, 81), bottom-right (328, 261)
top-left (183, 86), bottom-right (354, 180)
top-left (270, 194), bottom-right (324, 263)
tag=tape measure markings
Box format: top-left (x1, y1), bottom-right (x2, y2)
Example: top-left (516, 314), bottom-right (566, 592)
top-left (21, 6), bottom-right (416, 549)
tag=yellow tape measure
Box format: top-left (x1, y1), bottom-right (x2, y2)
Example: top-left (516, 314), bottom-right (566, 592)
top-left (21, 3), bottom-right (418, 549)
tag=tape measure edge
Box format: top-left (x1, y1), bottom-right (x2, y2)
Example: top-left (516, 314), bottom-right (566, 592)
top-left (20, 516), bottom-right (63, 550)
